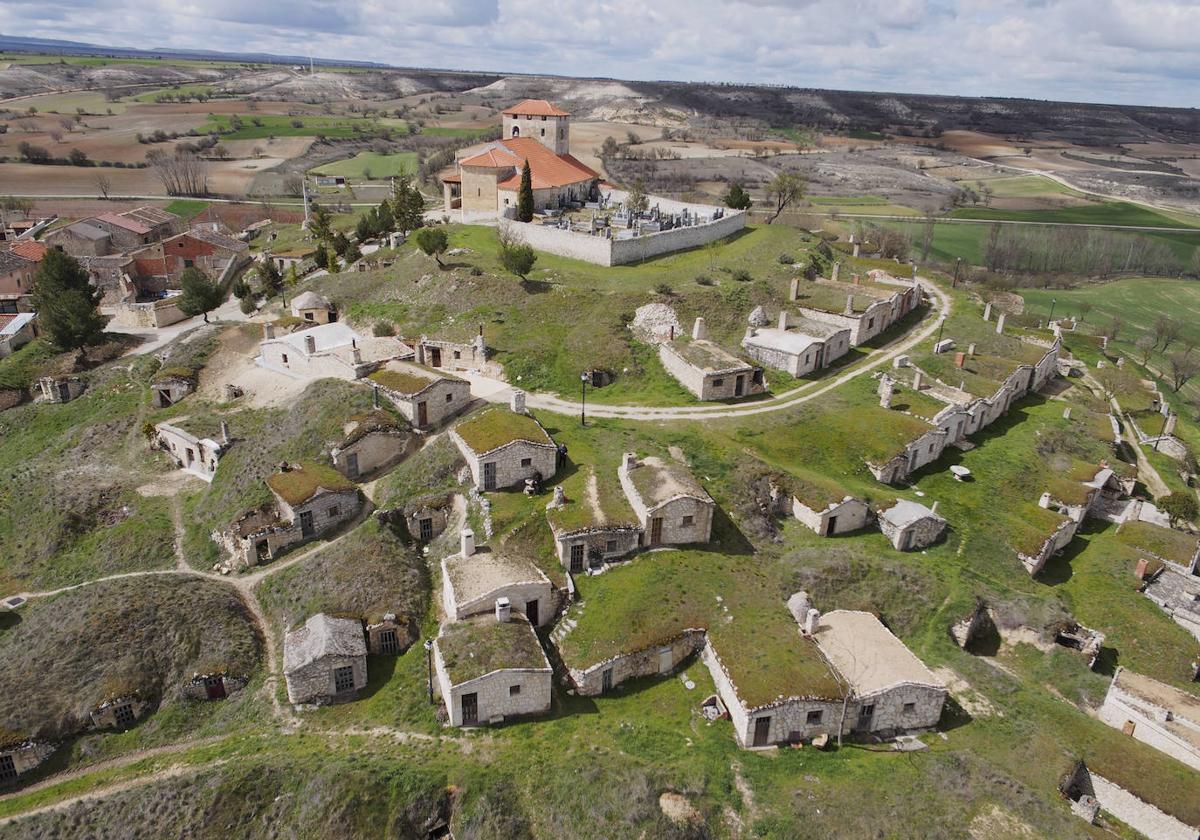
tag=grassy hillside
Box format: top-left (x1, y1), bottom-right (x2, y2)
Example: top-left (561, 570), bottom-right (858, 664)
top-left (311, 151), bottom-right (418, 179)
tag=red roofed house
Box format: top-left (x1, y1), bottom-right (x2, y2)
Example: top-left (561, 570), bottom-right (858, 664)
top-left (0, 250), bottom-right (36, 314)
top-left (91, 207), bottom-right (180, 251)
top-left (443, 100), bottom-right (601, 216)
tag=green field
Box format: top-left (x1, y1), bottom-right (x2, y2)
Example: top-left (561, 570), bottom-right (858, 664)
top-left (965, 174), bottom-right (1086, 200)
top-left (15, 90), bottom-right (128, 114)
top-left (311, 151), bottom-right (418, 179)
top-left (950, 200), bottom-right (1196, 230)
top-left (201, 113), bottom-right (391, 141)
top-left (163, 199), bottom-right (211, 219)
top-left (132, 83), bottom-right (217, 103)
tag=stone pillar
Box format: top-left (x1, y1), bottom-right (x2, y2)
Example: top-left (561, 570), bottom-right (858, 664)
top-left (983, 302), bottom-right (992, 322)
top-left (304, 334), bottom-right (316, 354)
top-left (995, 313), bottom-right (1006, 335)
top-left (804, 608), bottom-right (821, 636)
top-left (831, 262), bottom-right (841, 283)
top-left (263, 322), bottom-right (275, 340)
top-left (511, 389), bottom-right (527, 415)
top-left (495, 596), bottom-right (511, 623)
top-left (968, 343), bottom-right (976, 357)
top-left (777, 311), bottom-right (789, 331)
top-left (913, 370), bottom-right (923, 391)
top-left (460, 528), bottom-right (475, 557)
top-left (1165, 413), bottom-right (1177, 436)
top-left (844, 295), bottom-right (854, 316)
top-left (220, 421), bottom-right (230, 445)
top-left (1062, 407), bottom-right (1071, 420)
top-left (789, 276), bottom-right (800, 301)
top-left (692, 317), bottom-right (708, 341)
top-left (623, 452), bottom-right (638, 472)
top-left (878, 374), bottom-right (894, 409)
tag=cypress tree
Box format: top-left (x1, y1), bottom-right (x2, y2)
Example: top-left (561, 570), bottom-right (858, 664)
top-left (517, 160), bottom-right (534, 223)
top-left (31, 249), bottom-right (105, 350)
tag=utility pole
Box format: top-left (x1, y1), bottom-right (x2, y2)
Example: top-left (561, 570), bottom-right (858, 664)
top-left (580, 372), bottom-right (589, 427)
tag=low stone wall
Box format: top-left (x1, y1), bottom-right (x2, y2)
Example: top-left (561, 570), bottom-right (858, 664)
top-left (569, 629), bottom-right (706, 696)
top-left (1090, 772), bottom-right (1197, 840)
top-left (1021, 518), bottom-right (1079, 576)
top-left (108, 298), bottom-right (186, 329)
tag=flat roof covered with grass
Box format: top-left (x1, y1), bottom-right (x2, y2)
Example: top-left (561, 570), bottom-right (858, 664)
top-left (437, 614), bottom-right (549, 684)
top-left (266, 460), bottom-right (357, 506)
top-left (626, 455), bottom-right (711, 510)
top-left (1116, 521), bottom-right (1199, 566)
top-left (668, 338), bottom-right (756, 373)
top-left (545, 464), bottom-right (639, 534)
top-left (368, 362), bottom-right (457, 396)
top-left (454, 408), bottom-right (553, 455)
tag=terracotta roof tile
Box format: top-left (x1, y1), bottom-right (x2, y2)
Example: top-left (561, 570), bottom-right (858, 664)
top-left (96, 212), bottom-right (151, 235)
top-left (489, 139), bottom-right (598, 190)
top-left (9, 241), bottom-right (47, 262)
top-left (501, 99), bottom-right (570, 117)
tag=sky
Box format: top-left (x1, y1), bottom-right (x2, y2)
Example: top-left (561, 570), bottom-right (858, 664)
top-left (5, 0), bottom-right (1200, 107)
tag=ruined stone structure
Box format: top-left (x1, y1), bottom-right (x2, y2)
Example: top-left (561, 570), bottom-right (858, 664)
top-left (89, 694), bottom-right (154, 731)
top-left (795, 281), bottom-right (922, 346)
top-left (878, 500), bottom-right (947, 550)
top-left (1099, 668), bottom-right (1200, 772)
top-left (150, 371), bottom-right (195, 408)
top-left (368, 362), bottom-right (471, 430)
top-left (1020, 517), bottom-right (1078, 576)
top-left (451, 408), bottom-right (557, 491)
top-left (659, 337), bottom-right (765, 401)
top-left (37, 374), bottom-right (86, 404)
top-left (283, 613), bottom-right (368, 706)
top-left (365, 613), bottom-right (416, 656)
top-left (330, 410), bottom-right (413, 480)
top-left (0, 739), bottom-right (55, 786)
top-left (434, 612), bottom-right (553, 727)
top-left (181, 672), bottom-right (248, 701)
top-left (618, 453), bottom-right (715, 547)
top-left (155, 418), bottom-right (229, 483)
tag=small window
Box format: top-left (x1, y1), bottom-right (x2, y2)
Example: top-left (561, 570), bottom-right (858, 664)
top-left (334, 666), bottom-right (355, 693)
top-left (183, 258), bottom-right (194, 268)
top-left (380, 628), bottom-right (398, 654)
top-left (541, 115), bottom-right (547, 121)
top-left (540, 128), bottom-right (545, 137)
top-left (453, 350), bottom-right (461, 359)
top-left (0, 754), bottom-right (18, 782)
top-left (521, 457), bottom-right (532, 467)
top-left (806, 710), bottom-right (823, 725)
top-left (328, 505), bottom-right (340, 518)
top-left (304, 312), bottom-right (314, 321)
top-left (712, 378), bottom-right (724, 387)
top-left (867, 317), bottom-right (875, 329)
top-left (606, 539), bottom-right (617, 553)
top-left (281, 353), bottom-right (289, 364)
top-left (445, 392), bottom-right (454, 403)
top-left (903, 702), bottom-right (916, 714)
top-left (509, 684), bottom-right (522, 696)
top-left (682, 515), bottom-right (694, 527)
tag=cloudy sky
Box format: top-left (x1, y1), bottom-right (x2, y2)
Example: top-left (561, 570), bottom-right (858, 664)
top-left (6, 0), bottom-right (1200, 107)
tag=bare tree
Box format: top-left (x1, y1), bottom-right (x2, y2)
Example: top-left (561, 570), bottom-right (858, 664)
top-left (920, 209), bottom-right (937, 262)
top-left (1168, 351), bottom-right (1199, 392)
top-left (1155, 315), bottom-right (1181, 353)
top-left (764, 170), bottom-right (804, 224)
top-left (1077, 301), bottom-right (1093, 322)
top-left (146, 149), bottom-right (209, 197)
top-left (95, 173), bottom-right (112, 200)
top-left (1135, 333), bottom-right (1156, 365)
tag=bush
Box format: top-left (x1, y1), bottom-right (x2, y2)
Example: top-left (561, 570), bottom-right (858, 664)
top-left (469, 266), bottom-right (482, 276)
top-left (732, 268), bottom-right (752, 282)
top-left (654, 282), bottom-right (673, 296)
top-left (373, 321), bottom-right (396, 337)
top-left (778, 253), bottom-right (795, 265)
top-left (695, 275), bottom-right (714, 286)
top-left (499, 242), bottom-right (536, 279)
top-left (239, 296), bottom-right (257, 315)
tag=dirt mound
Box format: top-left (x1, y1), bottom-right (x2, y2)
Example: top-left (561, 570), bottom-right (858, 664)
top-left (629, 303), bottom-right (681, 344)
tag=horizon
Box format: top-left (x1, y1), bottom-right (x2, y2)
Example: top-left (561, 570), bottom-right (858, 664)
top-left (2, 1), bottom-right (1198, 109)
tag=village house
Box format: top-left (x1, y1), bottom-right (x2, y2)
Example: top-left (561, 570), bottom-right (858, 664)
top-left (7, 240), bottom-right (48, 265)
top-left (442, 529), bottom-right (554, 627)
top-left (409, 333), bottom-right (488, 373)
top-left (89, 694), bottom-right (153, 731)
top-left (0, 250), bottom-right (35, 314)
top-left (0, 312), bottom-right (37, 358)
top-left (154, 417), bottom-right (230, 482)
top-left (451, 402), bottom-right (558, 491)
top-left (37, 374), bottom-right (86, 403)
top-left (268, 247), bottom-right (318, 274)
top-left (126, 228), bottom-right (248, 293)
top-left (619, 452), bottom-right (715, 547)
top-left (433, 609), bottom-right (553, 727)
top-left (0, 737), bottom-right (55, 786)
top-left (91, 207), bottom-right (179, 251)
top-left (546, 468), bottom-right (642, 573)
top-left (790, 479), bottom-right (871, 537)
top-left (44, 221), bottom-right (113, 256)
top-left (401, 493), bottom-right (455, 543)
top-left (330, 410), bottom-right (413, 480)
top-left (290, 290), bottom-right (336, 324)
top-left (368, 361), bottom-right (472, 430)
top-left (150, 367), bottom-right (196, 408)
top-left (567, 629), bottom-right (708, 697)
top-left (1060, 759), bottom-right (1199, 840)
top-left (443, 99), bottom-right (601, 217)
top-left (181, 672), bottom-right (248, 701)
top-left (660, 320), bottom-right (766, 401)
top-left (741, 312), bottom-right (852, 377)
top-left (1098, 667), bottom-right (1200, 772)
top-left (283, 613), bottom-right (368, 706)
top-left (213, 461), bottom-right (361, 569)
top-left (257, 321), bottom-right (410, 381)
top-left (878, 499), bottom-right (947, 550)
top-left (78, 254), bottom-right (136, 304)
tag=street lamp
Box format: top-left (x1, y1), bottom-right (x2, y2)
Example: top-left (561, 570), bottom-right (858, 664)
top-left (936, 315), bottom-right (947, 348)
top-left (423, 639), bottom-right (434, 704)
top-left (580, 371), bottom-right (589, 427)
top-left (1048, 298), bottom-right (1057, 326)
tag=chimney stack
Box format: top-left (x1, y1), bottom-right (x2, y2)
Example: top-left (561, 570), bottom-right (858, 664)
top-left (372, 383), bottom-right (380, 409)
top-left (804, 608), bottom-right (821, 636)
top-left (511, 389), bottom-right (527, 415)
top-left (220, 420), bottom-right (230, 445)
top-left (912, 370), bottom-right (923, 391)
top-left (744, 326), bottom-right (757, 341)
top-left (955, 352), bottom-right (966, 369)
top-left (1063, 407), bottom-right (1071, 420)
top-left (304, 334), bottom-right (316, 354)
top-left (623, 452), bottom-right (638, 472)
top-left (1135, 557), bottom-right (1150, 581)
top-left (995, 313), bottom-right (1006, 335)
top-left (692, 317), bottom-right (708, 341)
top-left (778, 310), bottom-right (789, 331)
top-left (263, 322), bottom-right (275, 340)
top-left (789, 276), bottom-right (800, 301)
top-left (878, 373), bottom-right (894, 409)
top-left (831, 262), bottom-right (841, 283)
top-left (844, 295), bottom-right (854, 316)
top-left (983, 302), bottom-right (992, 322)
top-left (460, 528), bottom-right (475, 558)
top-left (1039, 492), bottom-right (1052, 509)
top-left (495, 596), bottom-right (512, 623)
top-left (968, 343), bottom-right (976, 357)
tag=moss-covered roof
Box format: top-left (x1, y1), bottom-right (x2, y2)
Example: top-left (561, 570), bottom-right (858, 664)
top-left (1116, 521), bottom-right (1199, 566)
top-left (454, 408), bottom-right (553, 455)
top-left (437, 614), bottom-right (549, 684)
top-left (787, 470), bottom-right (855, 512)
top-left (266, 460), bottom-right (357, 506)
top-left (546, 464), bottom-right (639, 534)
top-left (369, 362), bottom-right (461, 396)
top-left (668, 338), bottom-right (756, 373)
top-left (151, 365), bottom-right (199, 385)
top-left (342, 409), bottom-right (406, 446)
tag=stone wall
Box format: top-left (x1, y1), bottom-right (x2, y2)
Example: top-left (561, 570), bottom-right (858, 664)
top-left (180, 673), bottom-right (248, 701)
top-left (1099, 679), bottom-right (1200, 772)
top-left (284, 653), bottom-right (367, 705)
top-left (0, 740), bottom-right (55, 782)
top-left (881, 514), bottom-right (947, 551)
top-left (455, 436), bottom-right (558, 491)
top-left (569, 629), bottom-right (707, 696)
top-left (258, 339), bottom-right (361, 381)
top-left (554, 525), bottom-right (642, 569)
top-left (1089, 772), bottom-right (1198, 840)
top-left (333, 430), bottom-right (412, 480)
top-left (156, 423), bottom-right (222, 481)
top-left (382, 379), bottom-right (472, 429)
top-left (658, 344), bottom-right (762, 401)
top-left (436, 656), bottom-right (553, 727)
top-left (277, 489), bottom-right (362, 542)
top-left (1020, 518), bottom-right (1078, 576)
top-left (648, 496), bottom-right (715, 545)
top-left (442, 568), bottom-right (554, 627)
top-left (89, 696), bottom-right (153, 730)
top-left (108, 298), bottom-right (186, 329)
top-left (856, 683), bottom-right (946, 733)
top-left (793, 497), bottom-right (871, 536)
top-left (461, 167), bottom-right (502, 213)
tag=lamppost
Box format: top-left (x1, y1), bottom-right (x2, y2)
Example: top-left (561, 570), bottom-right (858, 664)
top-left (1155, 411), bottom-right (1169, 452)
top-left (423, 639), bottom-right (434, 704)
top-left (580, 371), bottom-right (589, 427)
top-left (936, 315), bottom-right (947, 348)
top-left (1048, 298), bottom-right (1057, 326)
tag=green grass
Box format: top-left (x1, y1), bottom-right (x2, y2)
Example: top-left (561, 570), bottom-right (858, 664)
top-left (950, 201), bottom-right (1198, 230)
top-left (163, 199), bottom-right (210, 220)
top-left (967, 175), bottom-right (1086, 200)
top-left (311, 151), bottom-right (418, 180)
top-left (419, 126), bottom-right (492, 138)
top-left (201, 113), bottom-right (391, 141)
top-left (13, 90), bottom-right (127, 114)
top-left (131, 84), bottom-right (217, 103)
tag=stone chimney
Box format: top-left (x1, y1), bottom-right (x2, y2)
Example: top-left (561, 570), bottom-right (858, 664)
top-left (968, 343), bottom-right (976, 357)
top-left (351, 347), bottom-right (363, 365)
top-left (1063, 407), bottom-right (1072, 420)
top-left (844, 295), bottom-right (854, 316)
top-left (304, 334), bottom-right (316, 354)
top-left (995, 313), bottom-right (1006, 335)
top-left (831, 262), bottom-right (841, 283)
top-left (623, 452), bottom-right (639, 472)
top-left (510, 389), bottom-right (527, 415)
top-left (263, 322), bottom-right (275, 340)
top-left (789, 276), bottom-right (800, 301)
top-left (495, 596), bottom-right (511, 623)
top-left (930, 500), bottom-right (940, 516)
top-left (372, 383), bottom-right (380, 409)
top-left (692, 317), bottom-right (708, 341)
top-left (1135, 557), bottom-right (1150, 581)
top-left (460, 528), bottom-right (475, 558)
top-left (777, 310), bottom-right (789, 331)
top-left (955, 352), bottom-right (966, 369)
top-left (983, 302), bottom-right (992, 322)
top-left (878, 373), bottom-right (894, 409)
top-left (744, 326), bottom-right (757, 341)
top-left (220, 420), bottom-right (230, 445)
top-left (1039, 492), bottom-right (1052, 509)
top-left (804, 607), bottom-right (821, 636)
top-left (912, 370), bottom-right (923, 391)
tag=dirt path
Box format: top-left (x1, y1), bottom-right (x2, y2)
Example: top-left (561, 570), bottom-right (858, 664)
top-left (462, 278), bottom-right (952, 421)
top-left (1083, 372), bottom-right (1173, 499)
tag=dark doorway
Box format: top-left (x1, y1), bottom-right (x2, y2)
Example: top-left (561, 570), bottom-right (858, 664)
top-left (345, 452), bottom-right (359, 479)
top-left (525, 599), bottom-right (538, 626)
top-left (826, 516), bottom-right (838, 536)
top-left (483, 462), bottom-right (497, 491)
top-left (419, 518), bottom-right (433, 541)
top-left (300, 510), bottom-right (314, 538)
top-left (569, 543), bottom-right (584, 573)
top-left (429, 347), bottom-right (442, 368)
top-left (204, 675), bottom-right (227, 700)
top-left (650, 517), bottom-right (663, 545)
top-left (753, 716), bottom-right (771, 747)
top-left (462, 692), bottom-right (478, 725)
top-left (380, 628), bottom-right (398, 654)
top-left (417, 401), bottom-right (428, 427)
top-left (734, 375), bottom-right (745, 397)
top-left (0, 754), bottom-right (16, 783)
top-left (114, 704), bottom-right (136, 729)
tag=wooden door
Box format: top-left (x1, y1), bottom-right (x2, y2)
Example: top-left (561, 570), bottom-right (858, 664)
top-left (300, 510), bottom-right (314, 538)
top-left (204, 676), bottom-right (227, 700)
top-left (753, 716), bottom-right (771, 747)
top-left (417, 401), bottom-right (428, 427)
top-left (650, 517), bottom-right (663, 546)
top-left (482, 462), bottom-right (497, 491)
top-left (461, 692), bottom-right (478, 725)
top-left (826, 516), bottom-right (838, 536)
top-left (734, 375), bottom-right (744, 397)
top-left (525, 599), bottom-right (539, 626)
top-left (345, 453), bottom-right (359, 479)
top-left (430, 347), bottom-right (442, 368)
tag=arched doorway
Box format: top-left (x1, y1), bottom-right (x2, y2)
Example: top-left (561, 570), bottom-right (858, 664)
top-left (511, 126), bottom-right (520, 138)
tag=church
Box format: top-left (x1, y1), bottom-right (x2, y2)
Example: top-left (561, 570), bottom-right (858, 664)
top-left (442, 100), bottom-right (602, 217)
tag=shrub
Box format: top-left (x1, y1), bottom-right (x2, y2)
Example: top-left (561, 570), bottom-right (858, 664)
top-left (778, 253), bottom-right (795, 265)
top-left (373, 321), bottom-right (396, 337)
top-left (469, 266), bottom-right (483, 276)
top-left (695, 275), bottom-right (714, 286)
top-left (499, 242), bottom-right (537, 279)
top-left (732, 268), bottom-right (752, 282)
top-left (654, 282), bottom-right (673, 296)
top-left (239, 296), bottom-right (257, 315)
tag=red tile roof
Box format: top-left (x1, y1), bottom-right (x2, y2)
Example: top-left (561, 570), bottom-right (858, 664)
top-left (501, 99), bottom-right (570, 117)
top-left (96, 212), bottom-right (152, 235)
top-left (461, 139), bottom-right (598, 191)
top-left (9, 241), bottom-right (47, 262)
